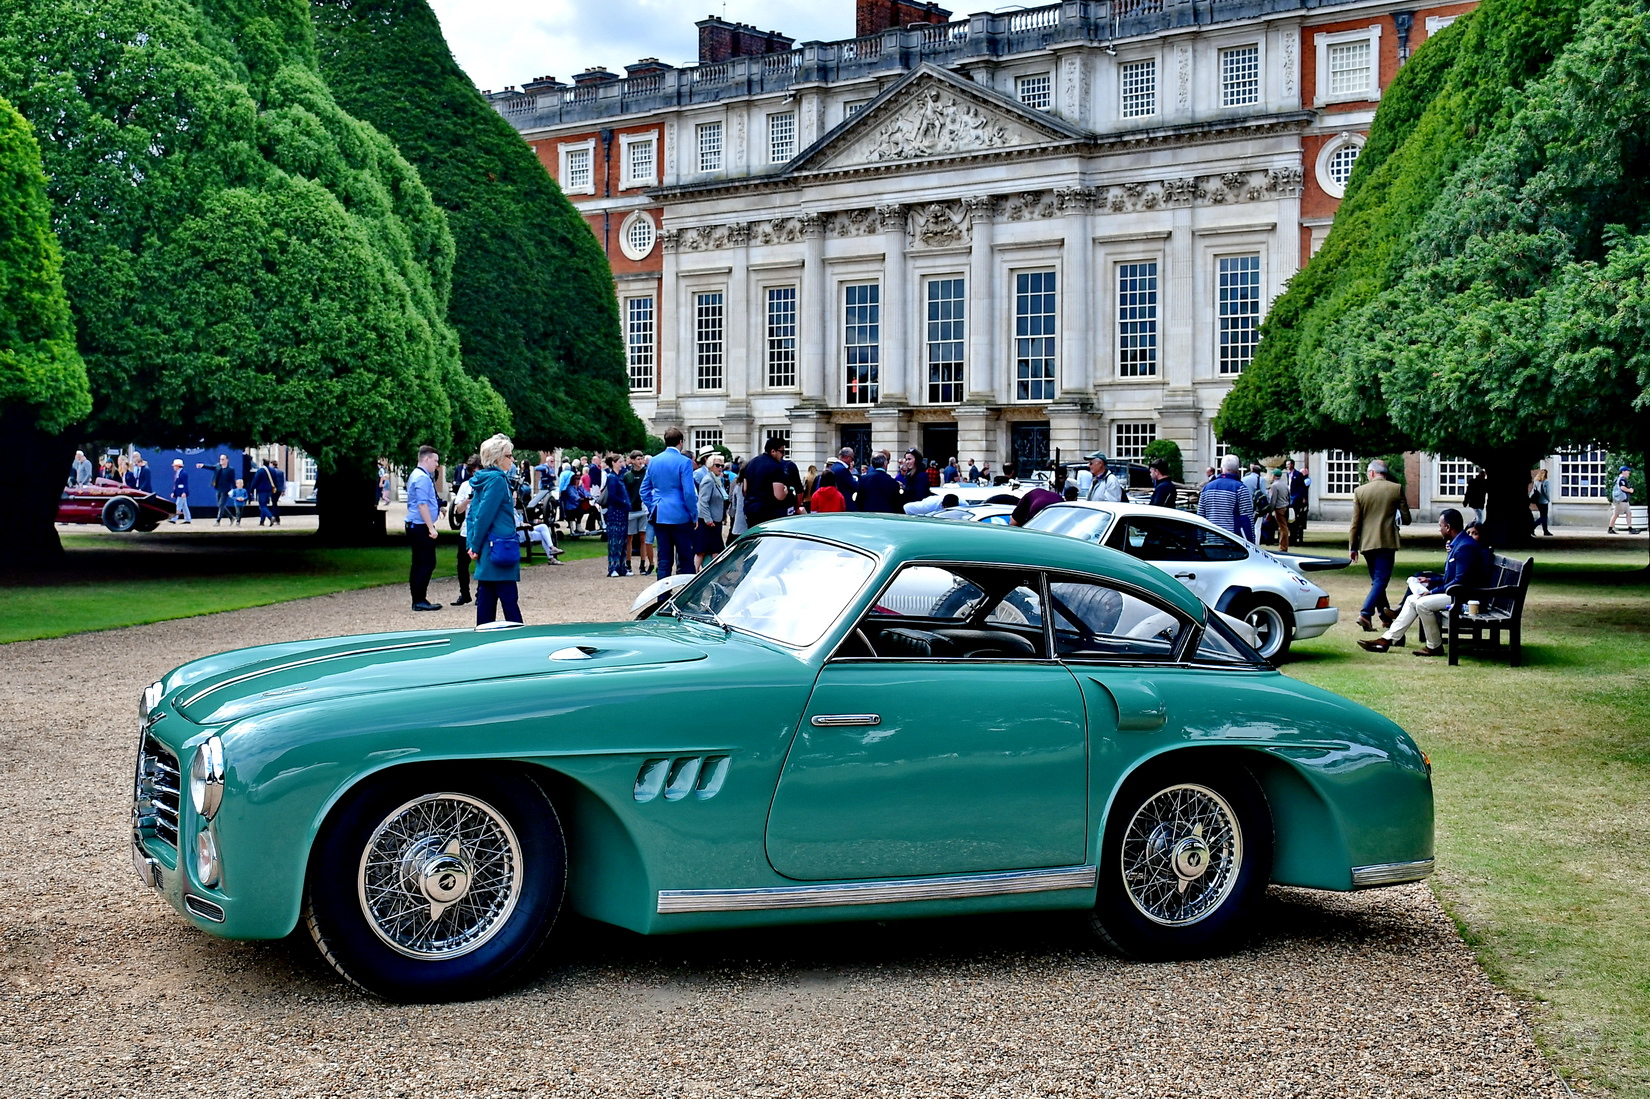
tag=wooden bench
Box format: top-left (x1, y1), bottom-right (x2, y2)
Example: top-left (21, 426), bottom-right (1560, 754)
top-left (1444, 554), bottom-right (1534, 667)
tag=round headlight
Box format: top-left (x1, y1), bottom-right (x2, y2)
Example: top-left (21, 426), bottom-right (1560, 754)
top-left (195, 825), bottom-right (221, 888)
top-left (189, 736), bottom-right (225, 820)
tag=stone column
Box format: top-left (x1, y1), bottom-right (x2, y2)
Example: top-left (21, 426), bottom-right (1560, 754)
top-left (655, 228), bottom-right (682, 426)
top-left (877, 203), bottom-right (910, 406)
top-left (953, 404), bottom-right (999, 474)
top-left (799, 213), bottom-right (828, 404)
top-left (1056, 186), bottom-right (1096, 399)
top-left (868, 406), bottom-right (909, 464)
top-left (727, 223), bottom-right (752, 405)
top-left (964, 195), bottom-right (997, 402)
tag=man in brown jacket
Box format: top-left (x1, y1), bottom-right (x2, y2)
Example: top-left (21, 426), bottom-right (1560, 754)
top-left (1348, 459), bottom-right (1412, 631)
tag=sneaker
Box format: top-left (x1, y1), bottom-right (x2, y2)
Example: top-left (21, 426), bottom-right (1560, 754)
top-left (608, 570), bottom-right (620, 578)
top-left (549, 558), bottom-right (565, 566)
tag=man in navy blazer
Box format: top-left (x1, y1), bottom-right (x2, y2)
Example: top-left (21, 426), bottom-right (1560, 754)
top-left (856, 455), bottom-right (903, 514)
top-left (640, 427), bottom-right (700, 578)
top-left (124, 452), bottom-right (153, 494)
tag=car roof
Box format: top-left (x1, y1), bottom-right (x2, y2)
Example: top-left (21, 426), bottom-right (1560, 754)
top-left (749, 513), bottom-right (1206, 620)
top-left (1034, 500), bottom-right (1223, 528)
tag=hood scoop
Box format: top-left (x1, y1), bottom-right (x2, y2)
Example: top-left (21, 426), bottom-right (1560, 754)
top-left (549, 646), bottom-right (600, 661)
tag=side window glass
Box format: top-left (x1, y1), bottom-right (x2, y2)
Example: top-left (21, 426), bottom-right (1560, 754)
top-left (1192, 524), bottom-right (1249, 562)
top-left (1194, 616), bottom-right (1260, 664)
top-left (854, 566), bottom-right (1048, 660)
top-left (1124, 518), bottom-right (1199, 562)
top-left (1049, 579), bottom-right (1185, 660)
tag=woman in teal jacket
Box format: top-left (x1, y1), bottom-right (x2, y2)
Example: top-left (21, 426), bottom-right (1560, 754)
top-left (465, 434), bottom-right (524, 625)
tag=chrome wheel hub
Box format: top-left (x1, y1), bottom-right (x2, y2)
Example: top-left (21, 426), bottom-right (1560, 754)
top-left (358, 793), bottom-right (522, 959)
top-left (1121, 783), bottom-right (1243, 927)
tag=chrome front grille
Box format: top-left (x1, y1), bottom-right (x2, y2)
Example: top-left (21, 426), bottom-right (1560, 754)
top-left (134, 732), bottom-right (181, 849)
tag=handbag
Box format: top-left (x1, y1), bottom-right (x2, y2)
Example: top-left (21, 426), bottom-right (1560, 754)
top-left (486, 534), bottom-right (521, 567)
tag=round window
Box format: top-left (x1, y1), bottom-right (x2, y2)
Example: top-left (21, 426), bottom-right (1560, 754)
top-left (620, 211), bottom-right (656, 261)
top-left (1315, 134), bottom-right (1366, 199)
top-left (1327, 143), bottom-right (1360, 187)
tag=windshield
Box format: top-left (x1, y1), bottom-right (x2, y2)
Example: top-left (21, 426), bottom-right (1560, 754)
top-left (670, 535), bottom-right (876, 646)
top-left (1025, 505), bottom-right (1115, 544)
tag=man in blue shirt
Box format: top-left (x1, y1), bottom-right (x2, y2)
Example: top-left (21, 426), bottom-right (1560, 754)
top-left (640, 427), bottom-right (699, 578)
top-left (1359, 508), bottom-right (1490, 656)
top-left (267, 460), bottom-right (286, 525)
top-left (1197, 455), bottom-right (1255, 540)
top-left (405, 445), bottom-right (443, 611)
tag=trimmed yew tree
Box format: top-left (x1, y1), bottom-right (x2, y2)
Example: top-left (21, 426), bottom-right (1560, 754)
top-left (311, 0), bottom-right (643, 453)
top-left (0, 95), bottom-right (90, 567)
top-left (1216, 0), bottom-right (1650, 550)
top-left (0, 0), bottom-right (510, 545)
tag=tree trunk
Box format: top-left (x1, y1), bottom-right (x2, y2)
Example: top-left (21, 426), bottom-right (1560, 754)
top-left (315, 456), bottom-right (387, 545)
top-left (0, 405), bottom-right (76, 571)
top-left (1482, 454), bottom-right (1538, 551)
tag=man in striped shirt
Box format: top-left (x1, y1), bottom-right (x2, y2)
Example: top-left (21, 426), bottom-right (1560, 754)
top-left (1197, 455), bottom-right (1255, 541)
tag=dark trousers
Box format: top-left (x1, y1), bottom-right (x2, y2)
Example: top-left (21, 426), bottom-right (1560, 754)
top-left (216, 491), bottom-right (232, 522)
top-left (476, 580), bottom-right (520, 625)
top-left (607, 510), bottom-right (630, 574)
top-left (1360, 548), bottom-right (1396, 618)
top-left (456, 543), bottom-right (472, 599)
top-left (1532, 503), bottom-right (1551, 534)
top-left (408, 524), bottom-right (436, 605)
top-left (257, 493), bottom-right (273, 524)
top-left (655, 522), bottom-right (697, 579)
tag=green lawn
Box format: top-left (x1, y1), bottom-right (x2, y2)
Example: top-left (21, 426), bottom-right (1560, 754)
top-left (1287, 542), bottom-right (1650, 1096)
top-left (0, 531), bottom-right (609, 643)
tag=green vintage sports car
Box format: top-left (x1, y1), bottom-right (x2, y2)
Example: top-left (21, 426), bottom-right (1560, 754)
top-left (132, 516), bottom-right (1434, 1001)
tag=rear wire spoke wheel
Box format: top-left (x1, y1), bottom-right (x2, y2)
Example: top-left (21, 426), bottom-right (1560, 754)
top-left (305, 769), bottom-right (565, 1001)
top-left (1090, 762), bottom-right (1271, 960)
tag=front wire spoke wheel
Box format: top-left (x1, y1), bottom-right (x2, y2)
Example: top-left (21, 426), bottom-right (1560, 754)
top-left (357, 793), bottom-right (523, 960)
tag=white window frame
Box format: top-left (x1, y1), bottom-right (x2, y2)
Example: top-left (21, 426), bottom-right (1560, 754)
top-left (1557, 446), bottom-right (1610, 501)
top-left (768, 111), bottom-right (796, 163)
top-left (620, 133), bottom-right (657, 188)
top-left (1314, 25), bottom-right (1382, 106)
top-left (1012, 268), bottom-right (1059, 403)
top-left (1432, 457), bottom-right (1479, 501)
top-left (1119, 58), bottom-right (1157, 120)
top-left (1215, 253), bottom-right (1262, 375)
top-left (696, 120), bottom-right (723, 174)
top-left (765, 285), bottom-right (798, 389)
top-left (1315, 132), bottom-right (1366, 200)
top-left (1425, 14), bottom-right (1459, 36)
top-left (761, 428), bottom-right (792, 459)
top-left (618, 210), bottom-right (657, 261)
top-left (843, 282), bottom-right (881, 406)
top-left (1016, 73), bottom-right (1052, 111)
top-left (558, 139), bottom-right (596, 196)
top-left (694, 290), bottom-right (725, 391)
top-left (1115, 259), bottom-right (1159, 378)
top-left (1112, 422), bottom-right (1157, 464)
top-left (1218, 43), bottom-right (1261, 109)
top-left (844, 99), bottom-right (871, 121)
top-left (1322, 449), bottom-right (1363, 497)
top-left (624, 294), bottom-right (655, 392)
top-left (924, 275), bottom-right (966, 405)
top-left (692, 428), bottom-right (724, 455)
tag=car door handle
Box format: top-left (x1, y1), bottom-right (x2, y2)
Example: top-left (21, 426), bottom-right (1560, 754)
top-left (1173, 572), bottom-right (1197, 581)
top-left (811, 714), bottom-right (881, 727)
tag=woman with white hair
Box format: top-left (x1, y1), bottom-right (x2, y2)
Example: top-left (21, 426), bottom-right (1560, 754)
top-left (465, 434), bottom-right (524, 625)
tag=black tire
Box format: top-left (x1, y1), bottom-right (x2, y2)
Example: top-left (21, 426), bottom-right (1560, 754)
top-left (304, 767), bottom-right (565, 1002)
top-left (1090, 759), bottom-right (1272, 960)
top-left (1231, 595), bottom-right (1294, 661)
top-left (102, 497), bottom-right (139, 533)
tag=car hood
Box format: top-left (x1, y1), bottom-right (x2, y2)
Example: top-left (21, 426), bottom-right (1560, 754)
top-left (169, 622), bottom-right (708, 725)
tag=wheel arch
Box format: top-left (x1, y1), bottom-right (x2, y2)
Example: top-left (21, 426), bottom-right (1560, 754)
top-left (1101, 745), bottom-right (1353, 892)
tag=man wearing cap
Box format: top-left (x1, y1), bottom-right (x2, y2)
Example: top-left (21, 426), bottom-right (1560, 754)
top-left (1077, 453), bottom-right (1126, 502)
top-left (1609, 464), bottom-right (1637, 534)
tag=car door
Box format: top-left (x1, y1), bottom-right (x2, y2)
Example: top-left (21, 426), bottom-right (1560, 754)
top-left (1108, 514), bottom-right (1248, 606)
top-left (765, 565), bottom-right (1088, 882)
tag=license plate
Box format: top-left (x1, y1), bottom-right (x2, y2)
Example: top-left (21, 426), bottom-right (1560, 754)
top-left (132, 839), bottom-right (159, 891)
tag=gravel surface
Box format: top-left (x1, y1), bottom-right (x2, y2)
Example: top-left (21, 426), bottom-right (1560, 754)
top-left (0, 558), bottom-right (1567, 1097)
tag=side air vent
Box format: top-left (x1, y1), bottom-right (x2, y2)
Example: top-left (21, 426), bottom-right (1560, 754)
top-left (634, 756), bottom-right (729, 802)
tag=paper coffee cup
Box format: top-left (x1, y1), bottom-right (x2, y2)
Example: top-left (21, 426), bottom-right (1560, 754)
top-left (1466, 600), bottom-right (1481, 614)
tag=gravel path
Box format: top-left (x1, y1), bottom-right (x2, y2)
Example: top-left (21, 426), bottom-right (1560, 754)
top-left (0, 559), bottom-right (1565, 1097)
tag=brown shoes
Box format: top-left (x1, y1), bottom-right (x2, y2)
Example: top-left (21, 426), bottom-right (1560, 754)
top-left (1356, 615), bottom-right (1376, 632)
top-left (1357, 638), bottom-right (1391, 653)
top-left (1413, 646), bottom-right (1446, 657)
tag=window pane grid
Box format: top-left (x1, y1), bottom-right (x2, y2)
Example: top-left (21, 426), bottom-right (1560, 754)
top-left (1327, 142), bottom-right (1361, 188)
top-left (1433, 457), bottom-right (1479, 500)
top-left (1017, 73), bottom-right (1051, 110)
top-left (1217, 255), bottom-right (1261, 375)
top-left (695, 291), bottom-right (724, 391)
top-left (625, 296), bottom-right (654, 392)
top-left (692, 429), bottom-right (724, 455)
top-left (926, 278), bottom-right (966, 404)
top-left (1015, 271), bottom-right (1058, 402)
top-left (1112, 422), bottom-right (1157, 463)
top-left (1558, 446), bottom-right (1609, 500)
top-left (1117, 261), bottom-right (1158, 377)
top-left (625, 215), bottom-right (655, 257)
top-left (625, 139), bottom-right (654, 184)
top-left (1328, 40), bottom-right (1372, 97)
top-left (698, 122), bottom-right (723, 173)
top-left (769, 112), bottom-right (796, 163)
top-left (1324, 449), bottom-right (1362, 496)
top-left (844, 283), bottom-right (880, 406)
top-left (1220, 44), bottom-right (1260, 107)
top-left (766, 287), bottom-right (798, 388)
top-left (565, 148), bottom-right (591, 190)
top-left (1120, 59), bottom-right (1156, 118)
top-left (763, 429), bottom-right (792, 458)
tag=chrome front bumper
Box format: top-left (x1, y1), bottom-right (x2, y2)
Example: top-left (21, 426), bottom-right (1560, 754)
top-left (1351, 858), bottom-right (1435, 888)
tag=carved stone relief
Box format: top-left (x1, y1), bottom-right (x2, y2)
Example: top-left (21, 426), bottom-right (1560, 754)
top-left (827, 208), bottom-right (878, 237)
top-left (1282, 33), bottom-right (1297, 100)
top-left (726, 223), bottom-right (751, 246)
top-left (1001, 191), bottom-right (1058, 221)
top-left (909, 201), bottom-right (968, 247)
top-left (732, 113), bottom-right (746, 168)
top-left (876, 204), bottom-right (907, 233)
top-left (1176, 44), bottom-right (1191, 112)
top-left (862, 87), bottom-right (1015, 162)
top-left (755, 217), bottom-right (806, 246)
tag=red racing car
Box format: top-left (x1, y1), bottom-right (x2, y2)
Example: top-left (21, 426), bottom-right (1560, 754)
top-left (59, 478), bottom-right (175, 532)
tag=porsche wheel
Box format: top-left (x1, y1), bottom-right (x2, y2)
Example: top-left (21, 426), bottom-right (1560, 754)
top-left (1090, 761), bottom-right (1272, 960)
top-left (1233, 596), bottom-right (1293, 661)
top-left (305, 768), bottom-right (565, 1002)
top-left (102, 497), bottom-right (139, 533)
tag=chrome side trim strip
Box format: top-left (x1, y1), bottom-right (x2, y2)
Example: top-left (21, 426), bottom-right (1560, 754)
top-left (1351, 858), bottom-right (1435, 888)
top-left (810, 713), bottom-right (881, 727)
top-left (180, 639), bottom-right (451, 707)
top-left (658, 865), bottom-right (1097, 914)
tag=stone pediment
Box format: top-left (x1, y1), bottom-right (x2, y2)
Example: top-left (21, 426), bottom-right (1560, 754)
top-left (792, 65), bottom-right (1087, 174)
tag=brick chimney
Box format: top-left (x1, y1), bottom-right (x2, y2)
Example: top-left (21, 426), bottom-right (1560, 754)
top-left (571, 66), bottom-right (619, 86)
top-left (625, 58), bottom-right (674, 79)
top-left (696, 17), bottom-right (796, 64)
top-left (521, 75), bottom-right (566, 92)
top-left (856, 0), bottom-right (951, 37)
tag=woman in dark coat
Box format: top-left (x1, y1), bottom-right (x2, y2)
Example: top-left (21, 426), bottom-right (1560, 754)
top-left (465, 434), bottom-right (524, 625)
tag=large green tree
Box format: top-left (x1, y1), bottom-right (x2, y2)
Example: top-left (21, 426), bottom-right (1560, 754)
top-left (310, 0), bottom-right (643, 453)
top-left (0, 0), bottom-right (510, 545)
top-left (0, 94), bottom-right (90, 567)
top-left (1216, 0), bottom-right (1650, 549)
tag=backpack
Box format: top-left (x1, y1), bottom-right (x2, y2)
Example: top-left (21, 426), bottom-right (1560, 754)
top-left (1252, 486), bottom-right (1273, 516)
